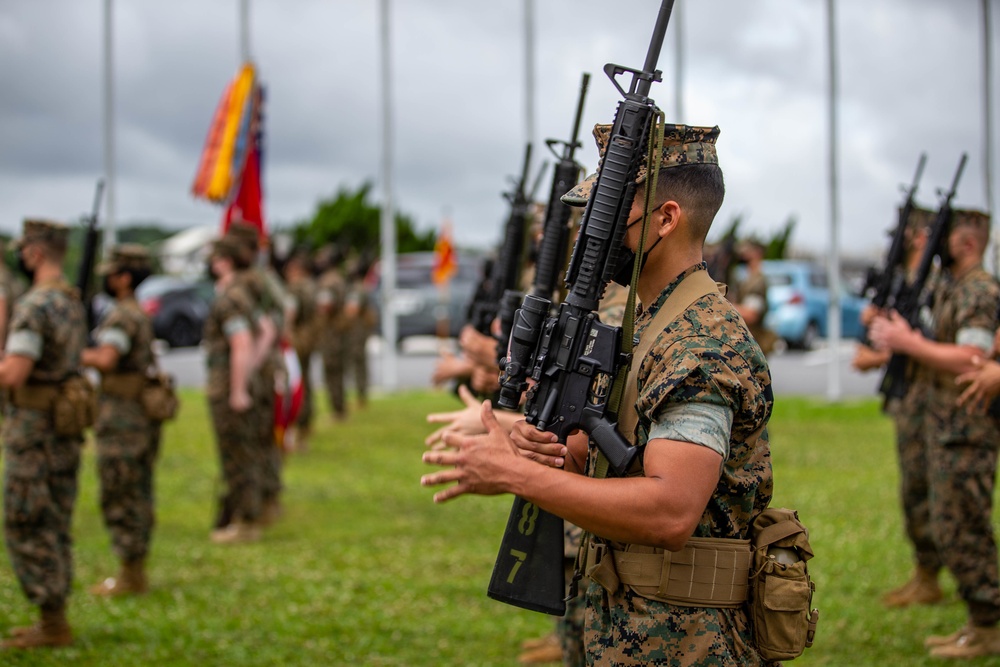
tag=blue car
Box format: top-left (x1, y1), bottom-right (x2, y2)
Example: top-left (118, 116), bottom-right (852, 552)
top-left (759, 260), bottom-right (868, 350)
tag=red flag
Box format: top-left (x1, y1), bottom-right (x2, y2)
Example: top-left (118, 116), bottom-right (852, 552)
top-left (432, 222), bottom-right (457, 285)
top-left (223, 142), bottom-right (264, 234)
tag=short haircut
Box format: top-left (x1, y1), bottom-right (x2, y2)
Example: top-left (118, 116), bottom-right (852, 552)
top-left (637, 163), bottom-right (725, 244)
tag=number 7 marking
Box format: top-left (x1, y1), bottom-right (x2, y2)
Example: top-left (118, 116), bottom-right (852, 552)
top-left (506, 549), bottom-right (528, 584)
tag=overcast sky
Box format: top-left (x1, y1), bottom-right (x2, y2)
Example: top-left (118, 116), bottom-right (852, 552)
top-left (0, 0), bottom-right (997, 259)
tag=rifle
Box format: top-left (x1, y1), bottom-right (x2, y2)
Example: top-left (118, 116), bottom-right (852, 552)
top-left (488, 0), bottom-right (675, 615)
top-left (878, 153), bottom-right (967, 404)
top-left (862, 153), bottom-right (927, 313)
top-left (77, 179), bottom-right (106, 332)
top-left (496, 73), bottom-right (591, 374)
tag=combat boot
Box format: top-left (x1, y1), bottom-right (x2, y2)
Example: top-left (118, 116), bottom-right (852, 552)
top-left (518, 641), bottom-right (563, 664)
top-left (91, 558), bottom-right (148, 596)
top-left (882, 566), bottom-right (943, 607)
top-left (928, 625), bottom-right (1000, 659)
top-left (2, 605), bottom-right (72, 649)
top-left (210, 521), bottom-right (261, 544)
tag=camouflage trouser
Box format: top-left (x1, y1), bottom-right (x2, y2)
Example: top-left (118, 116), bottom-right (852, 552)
top-left (583, 583), bottom-right (763, 666)
top-left (558, 558), bottom-right (586, 667)
top-left (321, 333), bottom-right (346, 418)
top-left (926, 434), bottom-right (1000, 625)
top-left (253, 365), bottom-right (281, 505)
top-left (295, 348), bottom-right (314, 430)
top-left (2, 408), bottom-right (82, 609)
top-left (345, 324), bottom-right (369, 403)
top-left (895, 387), bottom-right (942, 572)
top-left (95, 395), bottom-right (159, 563)
top-left (208, 397), bottom-right (261, 524)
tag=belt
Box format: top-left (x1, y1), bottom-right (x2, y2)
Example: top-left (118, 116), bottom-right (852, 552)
top-left (586, 536), bottom-right (752, 608)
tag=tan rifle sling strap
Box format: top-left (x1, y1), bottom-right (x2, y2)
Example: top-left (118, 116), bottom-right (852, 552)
top-left (585, 268), bottom-right (748, 607)
top-left (616, 268), bottom-right (724, 450)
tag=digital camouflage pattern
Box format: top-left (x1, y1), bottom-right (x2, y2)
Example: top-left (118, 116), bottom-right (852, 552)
top-left (732, 271), bottom-right (773, 356)
top-left (93, 297), bottom-right (160, 562)
top-left (3, 280), bottom-right (86, 609)
top-left (344, 276), bottom-right (375, 406)
top-left (562, 124), bottom-right (721, 206)
top-left (317, 268), bottom-right (348, 418)
top-left (288, 275), bottom-right (319, 430)
top-left (921, 264), bottom-right (1000, 626)
top-left (202, 280), bottom-right (261, 524)
top-left (585, 264), bottom-right (773, 666)
top-left (891, 265), bottom-right (942, 575)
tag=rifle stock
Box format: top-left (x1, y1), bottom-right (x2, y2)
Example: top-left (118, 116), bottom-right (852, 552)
top-left (488, 0), bottom-right (675, 615)
top-left (878, 153), bottom-right (967, 404)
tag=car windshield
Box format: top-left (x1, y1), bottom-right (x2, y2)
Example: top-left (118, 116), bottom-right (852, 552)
top-left (136, 275), bottom-right (192, 300)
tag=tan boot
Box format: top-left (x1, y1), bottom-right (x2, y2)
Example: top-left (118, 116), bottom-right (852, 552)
top-left (882, 566), bottom-right (943, 607)
top-left (928, 625), bottom-right (1000, 658)
top-left (2, 605), bottom-right (72, 649)
top-left (518, 639), bottom-right (563, 664)
top-left (90, 559), bottom-right (148, 596)
top-left (925, 624), bottom-right (973, 649)
top-left (210, 521), bottom-right (261, 544)
top-left (258, 499), bottom-right (283, 528)
top-left (520, 633), bottom-right (559, 651)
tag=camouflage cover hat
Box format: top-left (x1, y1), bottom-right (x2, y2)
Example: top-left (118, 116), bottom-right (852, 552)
top-left (900, 205), bottom-right (936, 234)
top-left (97, 243), bottom-right (153, 275)
top-left (226, 220), bottom-right (262, 250)
top-left (950, 207), bottom-right (990, 230)
top-left (19, 218), bottom-right (69, 250)
top-left (561, 122), bottom-right (721, 207)
top-left (210, 235), bottom-right (248, 265)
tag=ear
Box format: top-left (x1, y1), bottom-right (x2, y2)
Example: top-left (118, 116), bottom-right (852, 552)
top-left (656, 200), bottom-right (682, 238)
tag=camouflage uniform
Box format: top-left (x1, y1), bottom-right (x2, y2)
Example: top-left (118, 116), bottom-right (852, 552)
top-left (920, 262), bottom-right (1000, 626)
top-left (344, 275), bottom-right (375, 407)
top-left (733, 270), bottom-right (774, 355)
top-left (93, 295), bottom-right (159, 564)
top-left (203, 277), bottom-right (261, 526)
top-left (583, 264), bottom-right (773, 666)
top-left (287, 273), bottom-right (319, 434)
top-left (3, 277), bottom-right (87, 611)
top-left (317, 267), bottom-right (348, 418)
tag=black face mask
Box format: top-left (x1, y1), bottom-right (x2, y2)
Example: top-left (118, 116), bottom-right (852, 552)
top-left (16, 250), bottom-right (34, 282)
top-left (610, 212), bottom-right (664, 287)
top-left (102, 276), bottom-right (114, 296)
top-left (205, 259), bottom-right (219, 282)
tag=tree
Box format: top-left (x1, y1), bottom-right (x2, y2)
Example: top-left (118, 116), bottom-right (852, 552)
top-left (292, 182), bottom-right (435, 257)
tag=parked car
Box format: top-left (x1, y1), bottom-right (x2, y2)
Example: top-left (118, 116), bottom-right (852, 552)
top-left (759, 260), bottom-right (868, 350)
top-left (371, 251), bottom-right (484, 342)
top-left (136, 275), bottom-right (215, 348)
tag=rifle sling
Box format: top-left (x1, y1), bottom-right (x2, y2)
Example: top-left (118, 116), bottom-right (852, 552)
top-left (597, 269), bottom-right (723, 478)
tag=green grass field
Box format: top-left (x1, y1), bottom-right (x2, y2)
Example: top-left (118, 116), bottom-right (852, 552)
top-left (0, 389), bottom-right (992, 665)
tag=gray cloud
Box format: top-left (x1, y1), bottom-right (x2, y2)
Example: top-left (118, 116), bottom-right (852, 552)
top-left (0, 0), bottom-right (996, 261)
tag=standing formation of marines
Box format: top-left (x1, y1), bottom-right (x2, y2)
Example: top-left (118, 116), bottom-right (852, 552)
top-left (0, 214), bottom-right (376, 649)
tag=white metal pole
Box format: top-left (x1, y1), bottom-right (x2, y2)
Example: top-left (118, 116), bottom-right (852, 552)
top-left (984, 0), bottom-right (997, 274)
top-left (379, 0), bottom-right (398, 390)
top-left (102, 0), bottom-right (115, 251)
top-left (674, 0), bottom-right (684, 123)
top-left (239, 0), bottom-right (250, 63)
top-left (524, 0), bottom-right (536, 151)
top-left (826, 0), bottom-right (842, 400)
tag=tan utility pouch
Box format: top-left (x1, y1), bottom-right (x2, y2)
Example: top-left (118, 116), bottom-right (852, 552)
top-left (10, 384), bottom-right (60, 412)
top-left (101, 373), bottom-right (145, 400)
top-left (749, 508), bottom-right (819, 661)
top-left (53, 375), bottom-right (97, 437)
top-left (585, 537), bottom-right (751, 607)
top-left (140, 371), bottom-right (179, 423)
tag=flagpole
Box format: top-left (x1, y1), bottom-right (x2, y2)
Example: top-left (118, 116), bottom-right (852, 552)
top-left (379, 0), bottom-right (399, 390)
top-left (524, 0), bottom-right (536, 150)
top-left (239, 0), bottom-right (251, 63)
top-left (825, 0), bottom-right (842, 401)
top-left (102, 0), bottom-right (116, 252)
